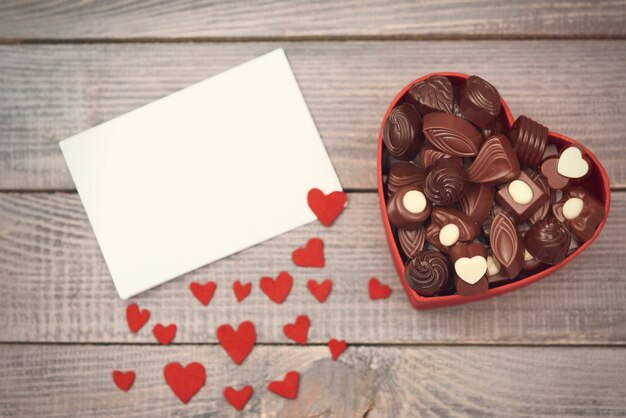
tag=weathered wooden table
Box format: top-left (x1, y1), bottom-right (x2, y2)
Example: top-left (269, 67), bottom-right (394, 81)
top-left (1, 1), bottom-right (626, 416)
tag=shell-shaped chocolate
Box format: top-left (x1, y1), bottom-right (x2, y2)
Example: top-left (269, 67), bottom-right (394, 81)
top-left (467, 135), bottom-right (520, 184)
top-left (424, 158), bottom-right (467, 205)
top-left (458, 76), bottom-right (501, 129)
top-left (418, 144), bottom-right (453, 169)
top-left (398, 227), bottom-right (425, 259)
top-left (528, 170), bottom-right (551, 224)
top-left (406, 76), bottom-right (454, 115)
top-left (458, 183), bottom-right (495, 224)
top-left (387, 163), bottom-right (425, 198)
top-left (383, 103), bottom-right (423, 160)
top-left (524, 218), bottom-right (571, 265)
top-left (405, 250), bottom-right (451, 297)
top-left (423, 112), bottom-right (483, 157)
top-left (490, 213), bottom-right (524, 278)
top-left (510, 115), bottom-right (548, 169)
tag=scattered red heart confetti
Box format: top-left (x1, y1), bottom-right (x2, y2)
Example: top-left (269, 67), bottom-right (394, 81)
top-left (307, 188), bottom-right (347, 227)
top-left (164, 362), bottom-right (206, 404)
top-left (306, 279), bottom-right (332, 303)
top-left (368, 278), bottom-right (392, 300)
top-left (112, 370), bottom-right (135, 392)
top-left (126, 303), bottom-right (150, 333)
top-left (283, 315), bottom-right (310, 345)
top-left (291, 237), bottom-right (325, 268)
top-left (328, 339), bottom-right (347, 361)
top-left (217, 320), bottom-right (256, 365)
top-left (189, 281), bottom-right (217, 306)
top-left (268, 371), bottom-right (300, 399)
top-left (260, 271), bottom-right (293, 304)
top-left (223, 385), bottom-right (253, 411)
top-left (233, 280), bottom-right (252, 302)
top-left (152, 323), bottom-right (177, 345)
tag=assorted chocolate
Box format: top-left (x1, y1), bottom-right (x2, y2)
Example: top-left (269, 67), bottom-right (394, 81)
top-left (382, 74), bottom-right (606, 298)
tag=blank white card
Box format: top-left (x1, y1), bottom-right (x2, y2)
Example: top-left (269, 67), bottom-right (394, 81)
top-left (60, 49), bottom-right (342, 299)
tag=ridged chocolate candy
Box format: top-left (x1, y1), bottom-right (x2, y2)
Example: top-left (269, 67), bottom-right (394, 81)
top-left (383, 103), bottom-right (423, 160)
top-left (424, 158), bottom-right (467, 205)
top-left (398, 227), bottom-right (426, 259)
top-left (490, 213), bottom-right (524, 278)
top-left (406, 76), bottom-right (454, 115)
top-left (423, 112), bottom-right (483, 157)
top-left (458, 75), bottom-right (501, 129)
top-left (467, 134), bottom-right (520, 184)
top-left (387, 163), bottom-right (425, 198)
top-left (418, 144), bottom-right (454, 169)
top-left (524, 218), bottom-right (571, 265)
top-left (509, 115), bottom-right (548, 168)
top-left (405, 250), bottom-right (451, 297)
top-left (459, 183), bottom-right (495, 224)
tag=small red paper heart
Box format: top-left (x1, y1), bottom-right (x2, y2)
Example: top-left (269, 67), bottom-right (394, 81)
top-left (368, 278), bottom-right (392, 300)
top-left (291, 237), bottom-right (325, 268)
top-left (328, 339), bottom-right (347, 361)
top-left (217, 320), bottom-right (256, 365)
top-left (260, 271), bottom-right (293, 304)
top-left (223, 385), bottom-right (253, 411)
top-left (126, 303), bottom-right (150, 333)
top-left (307, 188), bottom-right (347, 227)
top-left (189, 281), bottom-right (217, 306)
top-left (164, 362), bottom-right (206, 404)
top-left (152, 323), bottom-right (177, 345)
top-left (268, 371), bottom-right (300, 399)
top-left (306, 279), bottom-right (332, 303)
top-left (233, 280), bottom-right (252, 302)
top-left (112, 370), bottom-right (135, 392)
top-left (283, 315), bottom-right (310, 345)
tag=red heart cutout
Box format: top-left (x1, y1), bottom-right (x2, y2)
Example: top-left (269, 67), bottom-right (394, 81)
top-left (306, 279), bottom-right (332, 303)
top-left (217, 320), bottom-right (256, 365)
top-left (112, 370), bottom-right (135, 392)
top-left (152, 323), bottom-right (177, 345)
top-left (268, 371), bottom-right (300, 399)
top-left (328, 339), bottom-right (347, 361)
top-left (291, 237), bottom-right (325, 268)
top-left (189, 281), bottom-right (217, 306)
top-left (283, 315), bottom-right (310, 345)
top-left (126, 303), bottom-right (150, 333)
top-left (307, 188), bottom-right (347, 226)
top-left (223, 385), bottom-right (253, 411)
top-left (377, 72), bottom-right (611, 309)
top-left (368, 278), bottom-right (392, 300)
top-left (260, 271), bottom-right (293, 304)
top-left (233, 280), bottom-right (252, 302)
top-left (163, 362), bottom-right (206, 404)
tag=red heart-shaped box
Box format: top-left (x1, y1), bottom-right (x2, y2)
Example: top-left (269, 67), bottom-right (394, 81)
top-left (377, 72), bottom-right (611, 310)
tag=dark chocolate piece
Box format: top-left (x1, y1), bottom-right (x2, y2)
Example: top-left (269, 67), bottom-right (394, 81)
top-left (555, 186), bottom-right (605, 242)
top-left (455, 275), bottom-right (489, 296)
top-left (468, 134), bottom-right (520, 184)
top-left (459, 183), bottom-right (495, 224)
top-left (524, 218), bottom-right (571, 265)
top-left (540, 156), bottom-right (570, 190)
top-left (387, 184), bottom-right (432, 229)
top-left (418, 144), bottom-right (454, 169)
top-left (528, 170), bottom-right (552, 224)
top-left (481, 117), bottom-right (509, 140)
top-left (406, 76), bottom-right (454, 115)
top-left (557, 146), bottom-right (592, 180)
top-left (509, 115), bottom-right (548, 169)
top-left (490, 213), bottom-right (524, 278)
top-left (405, 250), bottom-right (451, 296)
top-left (383, 103), bottom-right (423, 160)
top-left (482, 205), bottom-right (512, 240)
top-left (387, 163), bottom-right (425, 198)
top-left (425, 207), bottom-right (480, 253)
top-left (496, 171), bottom-right (549, 222)
top-left (423, 112), bottom-right (484, 157)
top-left (423, 158), bottom-right (468, 205)
top-left (398, 227), bottom-right (426, 259)
top-left (449, 242), bottom-right (488, 287)
top-left (458, 75), bottom-right (501, 129)
top-left (522, 247), bottom-right (545, 275)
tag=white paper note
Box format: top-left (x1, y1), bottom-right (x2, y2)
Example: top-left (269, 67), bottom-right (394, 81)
top-left (60, 49), bottom-right (342, 299)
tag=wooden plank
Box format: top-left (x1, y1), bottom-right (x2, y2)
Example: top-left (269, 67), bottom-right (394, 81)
top-left (1, 0), bottom-right (625, 40)
top-left (1, 344), bottom-right (625, 417)
top-left (0, 192), bottom-right (624, 344)
top-left (1, 41), bottom-right (625, 190)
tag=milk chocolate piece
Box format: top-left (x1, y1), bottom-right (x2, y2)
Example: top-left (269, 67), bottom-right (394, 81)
top-left (524, 218), bottom-right (571, 265)
top-left (467, 134), bottom-right (520, 184)
top-left (458, 75), bottom-right (501, 129)
top-left (521, 247), bottom-right (545, 275)
top-left (418, 144), bottom-right (454, 169)
top-left (383, 103), bottom-right (423, 160)
top-left (405, 250), bottom-right (451, 296)
top-left (387, 184), bottom-right (432, 229)
top-left (482, 205), bottom-right (512, 240)
top-left (387, 163), bottom-right (425, 198)
top-left (509, 115), bottom-right (548, 168)
top-left (454, 275), bottom-right (489, 296)
top-left (528, 170), bottom-right (552, 224)
top-left (496, 171), bottom-right (549, 222)
top-left (555, 186), bottom-right (605, 242)
top-left (540, 156), bottom-right (570, 190)
top-left (398, 227), bottom-right (426, 259)
top-left (485, 253), bottom-right (511, 287)
top-left (557, 146), bottom-right (592, 180)
top-left (406, 76), bottom-right (454, 115)
top-left (459, 183), bottom-right (495, 224)
top-left (490, 213), bottom-right (524, 278)
top-left (481, 117), bottom-right (510, 140)
top-left (423, 112), bottom-right (484, 157)
top-left (449, 242), bottom-right (488, 287)
top-left (425, 207), bottom-right (480, 253)
top-left (424, 158), bottom-right (468, 205)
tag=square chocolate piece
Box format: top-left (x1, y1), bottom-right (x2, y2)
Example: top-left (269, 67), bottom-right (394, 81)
top-left (495, 171), bottom-right (548, 222)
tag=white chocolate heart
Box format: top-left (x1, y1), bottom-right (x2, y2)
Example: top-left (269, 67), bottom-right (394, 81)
top-left (402, 190), bottom-right (427, 214)
top-left (439, 224), bottom-right (460, 246)
top-left (455, 256), bottom-right (487, 284)
top-left (508, 180), bottom-right (533, 205)
top-left (557, 147), bottom-right (589, 179)
top-left (563, 197), bottom-right (584, 220)
top-left (486, 255), bottom-right (501, 277)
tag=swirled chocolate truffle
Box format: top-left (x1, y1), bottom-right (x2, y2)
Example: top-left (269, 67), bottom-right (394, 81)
top-left (382, 103), bottom-right (423, 160)
top-left (424, 157), bottom-right (467, 205)
top-left (405, 250), bottom-right (451, 296)
top-left (524, 218), bottom-right (571, 265)
top-left (509, 115), bottom-right (548, 169)
top-left (458, 75), bottom-right (501, 129)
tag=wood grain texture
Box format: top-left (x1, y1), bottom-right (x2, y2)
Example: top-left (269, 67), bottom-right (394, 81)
top-left (0, 192), bottom-right (623, 344)
top-left (1, 0), bottom-right (625, 40)
top-left (1, 41), bottom-right (625, 190)
top-left (1, 344), bottom-right (625, 417)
